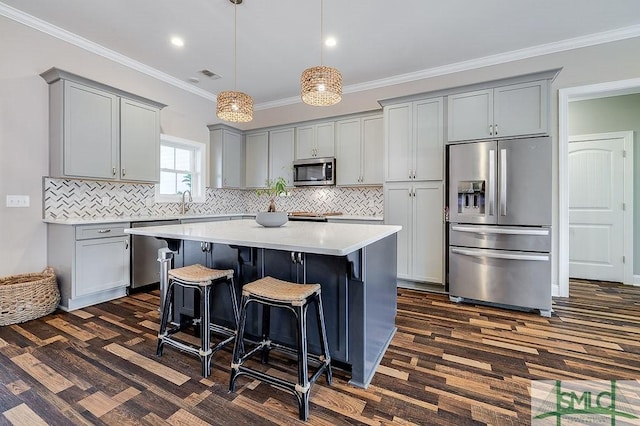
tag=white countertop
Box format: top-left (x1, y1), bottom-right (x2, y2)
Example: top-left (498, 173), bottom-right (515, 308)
top-left (43, 213), bottom-right (248, 225)
top-left (124, 219), bottom-right (400, 256)
top-left (43, 213), bottom-right (383, 225)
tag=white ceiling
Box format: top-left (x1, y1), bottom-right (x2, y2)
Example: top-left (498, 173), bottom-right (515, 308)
top-left (2, 0), bottom-right (640, 110)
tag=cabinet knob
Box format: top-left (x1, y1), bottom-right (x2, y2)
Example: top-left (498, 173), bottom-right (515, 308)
top-left (122, 168), bottom-right (126, 176)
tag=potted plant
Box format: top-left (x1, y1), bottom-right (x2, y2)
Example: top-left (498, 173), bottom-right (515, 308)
top-left (255, 177), bottom-right (289, 227)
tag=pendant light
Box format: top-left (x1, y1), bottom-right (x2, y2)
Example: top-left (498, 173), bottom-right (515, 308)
top-left (300, 0), bottom-right (342, 106)
top-left (216, 0), bottom-right (253, 122)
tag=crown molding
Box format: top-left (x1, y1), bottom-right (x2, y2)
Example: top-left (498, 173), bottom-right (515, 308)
top-left (0, 2), bottom-right (217, 102)
top-left (2, 2), bottom-right (639, 110)
top-left (342, 24), bottom-right (640, 95)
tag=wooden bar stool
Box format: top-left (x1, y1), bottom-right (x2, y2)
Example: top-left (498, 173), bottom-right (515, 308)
top-left (229, 276), bottom-right (332, 421)
top-left (157, 263), bottom-right (239, 378)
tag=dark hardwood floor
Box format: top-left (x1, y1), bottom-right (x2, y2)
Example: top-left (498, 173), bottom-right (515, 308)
top-left (1, 279), bottom-right (640, 425)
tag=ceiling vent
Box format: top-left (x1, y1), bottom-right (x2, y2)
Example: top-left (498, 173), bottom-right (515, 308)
top-left (199, 69), bottom-right (221, 79)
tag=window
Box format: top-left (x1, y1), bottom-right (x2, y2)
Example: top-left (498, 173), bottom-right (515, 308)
top-left (156, 134), bottom-right (206, 202)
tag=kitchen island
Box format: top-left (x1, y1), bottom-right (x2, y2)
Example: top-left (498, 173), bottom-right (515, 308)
top-left (125, 219), bottom-right (400, 388)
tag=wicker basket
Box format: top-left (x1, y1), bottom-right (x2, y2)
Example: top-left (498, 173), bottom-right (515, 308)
top-left (0, 267), bottom-right (60, 326)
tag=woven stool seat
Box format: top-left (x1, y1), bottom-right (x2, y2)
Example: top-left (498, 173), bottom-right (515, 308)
top-left (242, 277), bottom-right (320, 303)
top-left (168, 264), bottom-right (233, 284)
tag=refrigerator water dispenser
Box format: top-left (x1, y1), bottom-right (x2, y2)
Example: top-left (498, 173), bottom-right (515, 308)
top-left (456, 181), bottom-right (485, 215)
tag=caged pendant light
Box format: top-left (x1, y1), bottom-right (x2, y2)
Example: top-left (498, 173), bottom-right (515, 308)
top-left (300, 0), bottom-right (342, 106)
top-left (216, 0), bottom-right (253, 122)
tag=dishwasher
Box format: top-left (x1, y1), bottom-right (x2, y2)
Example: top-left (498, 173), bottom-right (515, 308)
top-left (131, 220), bottom-right (180, 289)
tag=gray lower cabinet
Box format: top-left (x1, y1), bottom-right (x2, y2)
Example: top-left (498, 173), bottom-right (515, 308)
top-left (47, 223), bottom-right (130, 311)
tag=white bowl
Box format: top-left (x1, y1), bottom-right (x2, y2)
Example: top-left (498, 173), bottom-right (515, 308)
top-left (255, 211), bottom-right (288, 227)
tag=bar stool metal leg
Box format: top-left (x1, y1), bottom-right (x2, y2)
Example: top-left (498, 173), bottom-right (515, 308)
top-left (296, 303), bottom-right (310, 421)
top-left (229, 293), bottom-right (250, 392)
top-left (200, 284), bottom-right (212, 378)
top-left (314, 293), bottom-right (333, 385)
top-left (156, 279), bottom-right (175, 357)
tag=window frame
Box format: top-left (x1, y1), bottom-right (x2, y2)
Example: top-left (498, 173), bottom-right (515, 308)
top-left (155, 134), bottom-right (207, 203)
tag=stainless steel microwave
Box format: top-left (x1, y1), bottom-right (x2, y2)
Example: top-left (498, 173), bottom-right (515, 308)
top-left (292, 157), bottom-right (335, 186)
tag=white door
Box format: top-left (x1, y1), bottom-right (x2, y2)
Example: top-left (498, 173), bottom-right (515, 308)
top-left (568, 132), bottom-right (630, 282)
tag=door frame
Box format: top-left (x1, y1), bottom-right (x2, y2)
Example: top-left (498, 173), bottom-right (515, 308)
top-left (568, 131), bottom-right (634, 284)
top-left (559, 78), bottom-right (640, 297)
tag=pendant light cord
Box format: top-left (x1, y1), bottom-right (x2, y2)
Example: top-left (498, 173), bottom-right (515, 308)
top-left (234, 1), bottom-right (237, 91)
top-left (320, 0), bottom-right (324, 66)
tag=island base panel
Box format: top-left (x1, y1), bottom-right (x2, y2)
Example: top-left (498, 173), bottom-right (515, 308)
top-left (348, 233), bottom-right (398, 388)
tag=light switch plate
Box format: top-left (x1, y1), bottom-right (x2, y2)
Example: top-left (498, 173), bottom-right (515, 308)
top-left (6, 195), bottom-right (30, 208)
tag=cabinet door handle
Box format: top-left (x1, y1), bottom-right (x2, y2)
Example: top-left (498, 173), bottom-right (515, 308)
top-left (122, 168), bottom-right (126, 176)
top-left (494, 123), bottom-right (498, 135)
top-left (124, 240), bottom-right (129, 249)
top-left (112, 167), bottom-right (116, 176)
top-left (413, 170), bottom-right (416, 179)
top-left (489, 124), bottom-right (493, 136)
top-left (291, 251), bottom-right (296, 263)
top-left (97, 229), bottom-right (111, 233)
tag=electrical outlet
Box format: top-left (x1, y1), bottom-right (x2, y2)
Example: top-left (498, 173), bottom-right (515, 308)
top-left (6, 195), bottom-right (30, 208)
top-left (101, 196), bottom-right (110, 207)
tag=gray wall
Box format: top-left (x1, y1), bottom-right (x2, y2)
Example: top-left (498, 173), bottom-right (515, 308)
top-left (568, 94), bottom-right (640, 274)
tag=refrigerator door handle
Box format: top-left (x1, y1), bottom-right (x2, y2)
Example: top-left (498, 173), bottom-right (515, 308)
top-left (500, 148), bottom-right (507, 216)
top-left (451, 247), bottom-right (549, 262)
top-left (489, 149), bottom-right (496, 217)
top-left (451, 225), bottom-right (550, 236)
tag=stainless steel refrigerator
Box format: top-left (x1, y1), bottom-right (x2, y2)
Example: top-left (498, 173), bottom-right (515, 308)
top-left (448, 137), bottom-right (552, 316)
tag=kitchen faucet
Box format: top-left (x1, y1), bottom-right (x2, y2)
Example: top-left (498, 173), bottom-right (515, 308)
top-left (181, 190), bottom-right (192, 214)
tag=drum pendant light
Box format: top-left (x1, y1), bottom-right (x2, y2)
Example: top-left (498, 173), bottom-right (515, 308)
top-left (300, 0), bottom-right (342, 106)
top-left (216, 0), bottom-right (253, 122)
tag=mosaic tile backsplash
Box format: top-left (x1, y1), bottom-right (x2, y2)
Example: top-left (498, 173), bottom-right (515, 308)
top-left (43, 178), bottom-right (384, 219)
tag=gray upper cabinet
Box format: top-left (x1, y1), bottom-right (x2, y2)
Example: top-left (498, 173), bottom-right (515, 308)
top-left (41, 68), bottom-right (164, 183)
top-left (336, 114), bottom-right (383, 186)
top-left (61, 81), bottom-right (119, 180)
top-left (269, 127), bottom-right (295, 184)
top-left (295, 122), bottom-right (335, 159)
top-left (245, 131), bottom-right (269, 188)
top-left (384, 97), bottom-right (444, 182)
top-left (447, 79), bottom-right (549, 142)
top-left (120, 98), bottom-right (160, 182)
top-left (209, 125), bottom-right (244, 189)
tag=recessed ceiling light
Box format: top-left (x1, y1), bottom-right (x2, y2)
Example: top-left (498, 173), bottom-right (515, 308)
top-left (325, 37), bottom-right (337, 47)
top-left (170, 36), bottom-right (185, 47)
